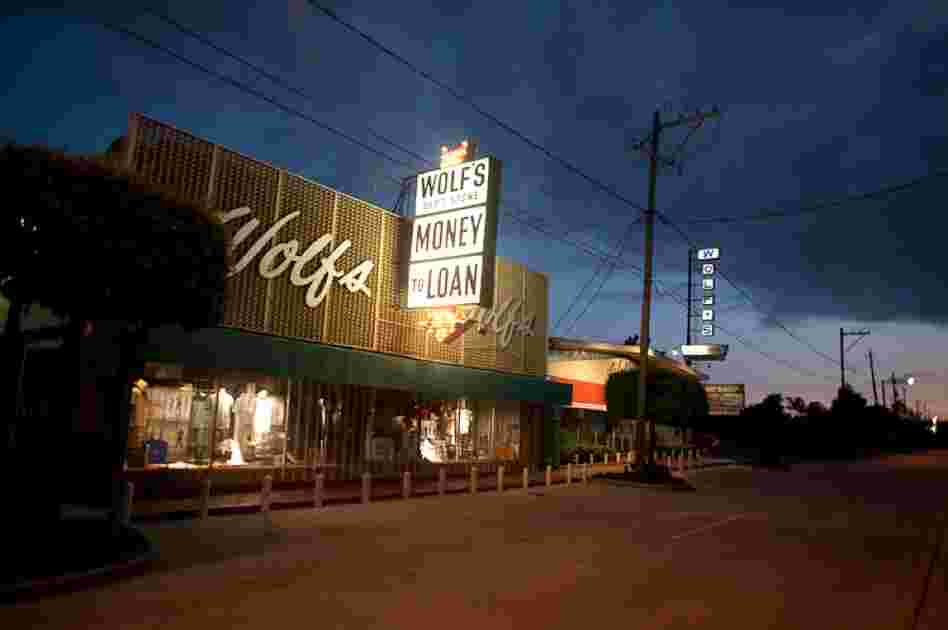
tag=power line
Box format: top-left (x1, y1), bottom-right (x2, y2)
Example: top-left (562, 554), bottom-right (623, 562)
top-left (98, 20), bottom-right (418, 171)
top-left (102, 15), bottom-right (628, 255)
top-left (306, 1), bottom-right (653, 216)
top-left (143, 6), bottom-right (432, 168)
top-left (656, 281), bottom-right (837, 382)
top-left (678, 170), bottom-right (948, 225)
top-left (563, 220), bottom-right (641, 335)
top-left (653, 208), bottom-right (859, 374)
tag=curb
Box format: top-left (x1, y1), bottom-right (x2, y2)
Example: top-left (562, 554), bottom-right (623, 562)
top-left (130, 477), bottom-right (583, 524)
top-left (0, 532), bottom-right (155, 602)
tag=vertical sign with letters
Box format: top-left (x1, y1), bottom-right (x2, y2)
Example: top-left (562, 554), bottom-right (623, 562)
top-left (697, 247), bottom-right (720, 337)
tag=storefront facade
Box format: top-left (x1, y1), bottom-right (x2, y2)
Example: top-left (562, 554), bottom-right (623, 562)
top-left (118, 114), bottom-right (569, 477)
top-left (548, 337), bottom-right (702, 450)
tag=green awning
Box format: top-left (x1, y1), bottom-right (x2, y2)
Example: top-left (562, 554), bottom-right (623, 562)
top-left (137, 326), bottom-right (571, 405)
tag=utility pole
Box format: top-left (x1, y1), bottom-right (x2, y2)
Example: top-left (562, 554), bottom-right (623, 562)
top-left (890, 372), bottom-right (899, 412)
top-left (685, 247), bottom-right (693, 367)
top-left (867, 350), bottom-right (879, 406)
top-left (839, 328), bottom-right (870, 390)
top-left (632, 106), bottom-right (720, 466)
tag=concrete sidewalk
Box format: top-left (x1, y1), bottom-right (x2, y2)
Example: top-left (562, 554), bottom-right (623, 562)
top-left (131, 459), bottom-right (735, 521)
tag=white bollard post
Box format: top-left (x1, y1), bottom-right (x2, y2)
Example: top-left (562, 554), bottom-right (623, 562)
top-left (200, 476), bottom-right (211, 520)
top-left (261, 474), bottom-right (273, 534)
top-left (402, 471), bottom-right (412, 499)
top-left (545, 465), bottom-right (552, 487)
top-left (438, 467), bottom-right (447, 495)
top-left (497, 465), bottom-right (505, 493)
top-left (361, 471), bottom-right (371, 504)
top-left (523, 467), bottom-right (530, 490)
top-left (314, 473), bottom-right (324, 508)
top-left (470, 466), bottom-right (479, 494)
top-left (566, 463), bottom-right (573, 486)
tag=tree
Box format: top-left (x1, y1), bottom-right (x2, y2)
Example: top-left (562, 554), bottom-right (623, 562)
top-left (785, 396), bottom-right (807, 416)
top-left (605, 363), bottom-right (708, 466)
top-left (831, 385), bottom-right (868, 418)
top-left (805, 401), bottom-right (828, 418)
top-left (0, 143), bottom-right (228, 534)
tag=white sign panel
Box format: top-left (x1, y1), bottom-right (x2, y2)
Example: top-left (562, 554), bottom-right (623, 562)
top-left (701, 324), bottom-right (714, 336)
top-left (697, 247), bottom-right (720, 261)
top-left (702, 309), bottom-right (714, 321)
top-left (702, 263), bottom-right (715, 275)
top-left (703, 295), bottom-right (714, 306)
top-left (407, 255), bottom-right (484, 308)
top-left (702, 278), bottom-right (715, 291)
top-left (415, 157), bottom-right (491, 216)
top-left (410, 206), bottom-right (487, 262)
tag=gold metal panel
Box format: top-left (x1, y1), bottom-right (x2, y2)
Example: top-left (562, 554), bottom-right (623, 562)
top-left (124, 116), bottom-right (554, 377)
top-left (269, 173), bottom-right (336, 341)
top-left (494, 258), bottom-right (525, 373)
top-left (461, 257), bottom-right (499, 371)
top-left (326, 195), bottom-right (381, 349)
top-left (130, 115), bottom-right (214, 206)
top-left (377, 319), bottom-right (427, 359)
top-left (213, 149), bottom-right (280, 333)
top-left (523, 271), bottom-right (549, 377)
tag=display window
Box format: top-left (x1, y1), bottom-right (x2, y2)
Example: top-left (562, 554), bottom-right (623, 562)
top-left (129, 363), bottom-right (525, 472)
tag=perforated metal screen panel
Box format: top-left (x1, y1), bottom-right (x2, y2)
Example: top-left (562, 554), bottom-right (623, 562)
top-left (126, 114), bottom-right (548, 377)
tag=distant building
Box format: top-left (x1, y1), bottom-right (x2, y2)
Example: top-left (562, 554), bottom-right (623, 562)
top-left (547, 337), bottom-right (703, 449)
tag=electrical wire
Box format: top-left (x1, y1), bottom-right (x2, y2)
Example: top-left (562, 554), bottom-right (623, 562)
top-left (678, 170), bottom-right (948, 225)
top-left (306, 1), bottom-right (653, 216)
top-left (562, 220), bottom-right (641, 335)
top-left (98, 19), bottom-right (418, 172)
top-left (143, 6), bottom-right (432, 168)
top-left (654, 210), bottom-right (861, 374)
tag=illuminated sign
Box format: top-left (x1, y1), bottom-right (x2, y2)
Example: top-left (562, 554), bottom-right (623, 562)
top-left (408, 154), bottom-right (500, 310)
top-left (440, 140), bottom-right (475, 168)
top-left (414, 157), bottom-right (492, 216)
top-left (465, 297), bottom-right (536, 349)
top-left (702, 278), bottom-right (715, 291)
top-left (221, 206), bottom-right (374, 308)
top-left (680, 344), bottom-right (729, 360)
top-left (702, 263), bottom-right (715, 275)
top-left (703, 295), bottom-right (714, 306)
top-left (701, 309), bottom-right (714, 321)
top-left (697, 247), bottom-right (720, 261)
top-left (704, 383), bottom-right (745, 415)
top-left (410, 205), bottom-right (486, 262)
top-left (701, 324), bottom-right (714, 336)
top-left (407, 256), bottom-right (484, 308)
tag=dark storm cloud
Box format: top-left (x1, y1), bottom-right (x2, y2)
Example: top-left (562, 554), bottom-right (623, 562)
top-left (666, 11), bottom-right (948, 331)
top-left (542, 0), bottom-right (585, 100)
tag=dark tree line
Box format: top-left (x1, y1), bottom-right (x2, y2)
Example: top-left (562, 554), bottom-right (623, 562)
top-left (691, 385), bottom-right (939, 461)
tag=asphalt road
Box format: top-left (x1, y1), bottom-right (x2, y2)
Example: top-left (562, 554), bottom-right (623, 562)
top-left (3, 452), bottom-right (946, 629)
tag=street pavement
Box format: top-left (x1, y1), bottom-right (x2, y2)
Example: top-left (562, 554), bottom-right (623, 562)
top-left (3, 452), bottom-right (946, 629)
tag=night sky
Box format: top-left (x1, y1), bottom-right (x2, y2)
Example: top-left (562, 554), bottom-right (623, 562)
top-left (2, 1), bottom-right (946, 414)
